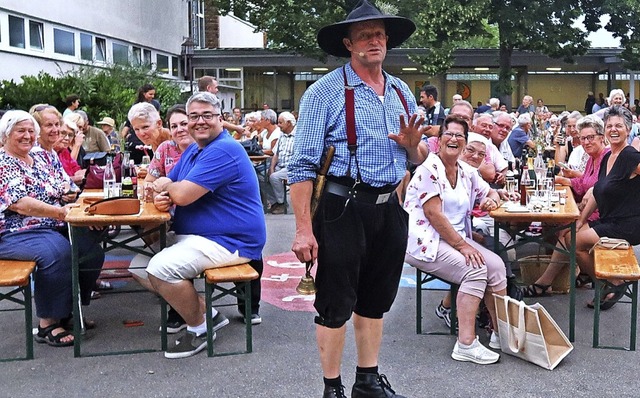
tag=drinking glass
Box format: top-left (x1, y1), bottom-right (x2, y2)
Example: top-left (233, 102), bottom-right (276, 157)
top-left (506, 179), bottom-right (518, 201)
top-left (527, 190), bottom-right (548, 212)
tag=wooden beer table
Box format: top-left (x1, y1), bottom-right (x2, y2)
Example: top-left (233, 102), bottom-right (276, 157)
top-left (65, 190), bottom-right (171, 357)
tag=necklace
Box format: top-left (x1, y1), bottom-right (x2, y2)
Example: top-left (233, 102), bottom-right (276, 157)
top-left (438, 154), bottom-right (458, 188)
top-left (446, 168), bottom-right (458, 189)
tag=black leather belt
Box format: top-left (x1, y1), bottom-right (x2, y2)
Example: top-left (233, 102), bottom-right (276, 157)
top-left (325, 180), bottom-right (396, 205)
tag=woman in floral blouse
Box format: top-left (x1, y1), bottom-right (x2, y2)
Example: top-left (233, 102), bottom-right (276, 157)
top-left (0, 110), bottom-right (80, 347)
top-left (404, 114), bottom-right (506, 365)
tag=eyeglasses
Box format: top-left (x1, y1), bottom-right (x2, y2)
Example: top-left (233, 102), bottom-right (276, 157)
top-left (495, 123), bottom-right (511, 130)
top-left (188, 113), bottom-right (220, 122)
top-left (442, 131), bottom-right (466, 140)
top-left (464, 146), bottom-right (486, 158)
top-left (579, 134), bottom-right (599, 143)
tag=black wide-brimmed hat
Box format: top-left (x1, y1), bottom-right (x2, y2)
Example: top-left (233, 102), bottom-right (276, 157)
top-left (317, 0), bottom-right (416, 58)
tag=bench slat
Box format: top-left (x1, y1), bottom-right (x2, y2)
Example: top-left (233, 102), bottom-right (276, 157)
top-left (204, 263), bottom-right (259, 284)
top-left (0, 260), bottom-right (36, 287)
top-left (594, 248), bottom-right (640, 280)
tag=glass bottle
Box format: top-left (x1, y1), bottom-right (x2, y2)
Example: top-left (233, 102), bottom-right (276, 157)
top-left (103, 156), bottom-right (116, 198)
top-left (520, 164), bottom-right (530, 206)
top-left (121, 151), bottom-right (131, 182)
top-left (129, 159), bottom-right (138, 198)
top-left (505, 161), bottom-right (515, 197)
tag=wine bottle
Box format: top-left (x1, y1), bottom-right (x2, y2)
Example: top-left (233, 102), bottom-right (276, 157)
top-left (505, 161), bottom-right (515, 195)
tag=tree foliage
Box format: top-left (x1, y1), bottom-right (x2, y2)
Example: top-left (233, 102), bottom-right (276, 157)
top-left (208, 0), bottom-right (639, 101)
top-left (0, 65), bottom-right (183, 128)
top-left (598, 0), bottom-right (640, 70)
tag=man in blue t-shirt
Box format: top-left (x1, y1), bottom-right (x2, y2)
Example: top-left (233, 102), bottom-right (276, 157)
top-left (148, 92), bottom-right (266, 359)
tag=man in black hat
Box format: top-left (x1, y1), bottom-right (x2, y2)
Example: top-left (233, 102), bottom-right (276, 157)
top-left (288, 1), bottom-right (426, 397)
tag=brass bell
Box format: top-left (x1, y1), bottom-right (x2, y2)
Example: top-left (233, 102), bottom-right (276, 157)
top-left (296, 275), bottom-right (317, 295)
top-left (296, 261), bottom-right (317, 295)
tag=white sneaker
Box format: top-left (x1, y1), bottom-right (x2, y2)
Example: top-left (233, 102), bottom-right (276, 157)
top-left (451, 337), bottom-right (500, 365)
top-left (489, 331), bottom-right (501, 350)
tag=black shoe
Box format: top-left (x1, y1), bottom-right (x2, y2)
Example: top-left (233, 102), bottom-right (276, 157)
top-left (352, 373), bottom-right (405, 398)
top-left (166, 307), bottom-right (187, 334)
top-left (238, 308), bottom-right (262, 325)
top-left (323, 384), bottom-right (347, 398)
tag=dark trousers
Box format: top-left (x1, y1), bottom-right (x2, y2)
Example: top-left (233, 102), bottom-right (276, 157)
top-left (313, 192), bottom-right (408, 328)
top-left (0, 227), bottom-right (104, 318)
top-left (236, 258), bottom-right (263, 314)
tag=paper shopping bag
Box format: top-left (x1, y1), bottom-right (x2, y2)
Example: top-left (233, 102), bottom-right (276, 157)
top-left (493, 294), bottom-right (573, 370)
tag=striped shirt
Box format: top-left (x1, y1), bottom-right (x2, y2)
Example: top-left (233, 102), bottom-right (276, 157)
top-left (287, 62), bottom-right (417, 187)
top-left (273, 128), bottom-right (295, 171)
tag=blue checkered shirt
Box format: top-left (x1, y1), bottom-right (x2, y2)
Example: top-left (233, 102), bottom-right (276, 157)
top-left (287, 62), bottom-right (417, 187)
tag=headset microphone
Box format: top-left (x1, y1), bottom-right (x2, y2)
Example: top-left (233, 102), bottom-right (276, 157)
top-left (358, 52), bottom-right (365, 57)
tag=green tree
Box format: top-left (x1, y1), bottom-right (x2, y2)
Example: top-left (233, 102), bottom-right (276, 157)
top-left (597, 0), bottom-right (640, 70)
top-left (210, 0), bottom-right (640, 108)
top-left (0, 65), bottom-right (183, 128)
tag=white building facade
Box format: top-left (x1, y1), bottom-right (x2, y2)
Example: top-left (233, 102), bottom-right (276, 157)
top-left (0, 0), bottom-right (189, 82)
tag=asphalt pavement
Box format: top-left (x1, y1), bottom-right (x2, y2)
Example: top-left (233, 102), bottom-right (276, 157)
top-left (1, 213), bottom-right (640, 397)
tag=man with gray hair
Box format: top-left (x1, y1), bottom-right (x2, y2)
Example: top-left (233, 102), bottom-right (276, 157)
top-left (76, 110), bottom-right (110, 154)
top-left (146, 92), bottom-right (266, 359)
top-left (266, 111), bottom-right (296, 214)
top-left (507, 113), bottom-right (535, 158)
top-left (198, 75), bottom-right (245, 137)
top-left (491, 111), bottom-right (515, 163)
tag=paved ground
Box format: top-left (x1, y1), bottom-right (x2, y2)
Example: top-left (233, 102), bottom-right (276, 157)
top-left (2, 213), bottom-right (640, 397)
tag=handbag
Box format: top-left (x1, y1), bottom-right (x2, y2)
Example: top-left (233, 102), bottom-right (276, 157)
top-left (83, 153), bottom-right (123, 189)
top-left (241, 137), bottom-right (264, 156)
top-left (589, 237), bottom-right (630, 254)
top-left (83, 152), bottom-right (108, 166)
top-left (85, 197), bottom-right (140, 216)
top-left (493, 294), bottom-right (573, 370)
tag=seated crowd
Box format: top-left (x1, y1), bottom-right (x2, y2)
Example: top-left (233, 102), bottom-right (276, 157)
top-left (2, 76), bottom-right (640, 364)
top-left (0, 80), bottom-right (279, 358)
top-left (401, 84), bottom-right (640, 365)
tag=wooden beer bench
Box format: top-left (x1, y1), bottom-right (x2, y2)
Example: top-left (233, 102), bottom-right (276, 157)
top-left (203, 263), bottom-right (259, 356)
top-left (0, 260), bottom-right (36, 361)
top-left (593, 247), bottom-right (640, 350)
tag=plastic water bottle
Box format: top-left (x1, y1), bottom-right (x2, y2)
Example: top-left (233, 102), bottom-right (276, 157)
top-left (103, 156), bottom-right (116, 198)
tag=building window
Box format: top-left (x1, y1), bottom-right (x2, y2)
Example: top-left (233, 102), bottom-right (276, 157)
top-left (156, 54), bottom-right (169, 74)
top-left (95, 37), bottom-right (106, 62)
top-left (113, 43), bottom-right (129, 65)
top-left (191, 0), bottom-right (205, 48)
top-left (80, 33), bottom-right (93, 60)
top-left (131, 46), bottom-right (142, 66)
top-left (171, 56), bottom-right (179, 76)
top-left (29, 21), bottom-right (44, 50)
top-left (143, 49), bottom-right (152, 69)
top-left (9, 15), bottom-right (25, 49)
top-left (53, 28), bottom-right (75, 56)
